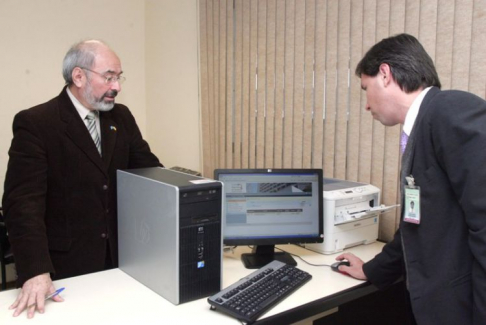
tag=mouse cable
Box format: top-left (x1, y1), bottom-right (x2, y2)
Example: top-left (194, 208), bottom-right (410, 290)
top-left (226, 245), bottom-right (333, 267)
top-left (274, 246), bottom-right (332, 267)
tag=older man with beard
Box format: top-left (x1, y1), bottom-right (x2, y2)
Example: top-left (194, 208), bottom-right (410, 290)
top-left (2, 40), bottom-right (162, 318)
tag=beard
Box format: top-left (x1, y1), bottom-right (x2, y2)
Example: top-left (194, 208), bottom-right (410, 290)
top-left (83, 80), bottom-right (118, 112)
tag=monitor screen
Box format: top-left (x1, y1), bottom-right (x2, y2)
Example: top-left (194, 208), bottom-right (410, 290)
top-left (214, 168), bottom-right (323, 269)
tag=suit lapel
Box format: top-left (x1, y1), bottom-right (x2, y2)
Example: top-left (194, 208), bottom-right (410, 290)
top-left (100, 111), bottom-right (118, 169)
top-left (400, 87), bottom-right (440, 195)
top-left (58, 88), bottom-right (108, 176)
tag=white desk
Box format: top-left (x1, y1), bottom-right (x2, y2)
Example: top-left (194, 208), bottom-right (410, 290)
top-left (0, 242), bottom-right (384, 324)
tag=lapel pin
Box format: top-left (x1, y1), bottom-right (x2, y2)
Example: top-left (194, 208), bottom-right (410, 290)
top-left (110, 126), bottom-right (117, 131)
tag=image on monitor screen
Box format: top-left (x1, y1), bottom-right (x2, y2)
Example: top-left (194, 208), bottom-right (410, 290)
top-left (214, 168), bottom-right (324, 269)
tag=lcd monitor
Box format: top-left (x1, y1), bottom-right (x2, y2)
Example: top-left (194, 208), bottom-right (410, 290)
top-left (214, 168), bottom-right (324, 269)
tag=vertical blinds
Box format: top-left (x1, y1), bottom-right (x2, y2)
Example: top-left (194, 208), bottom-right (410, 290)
top-left (199, 0), bottom-right (486, 241)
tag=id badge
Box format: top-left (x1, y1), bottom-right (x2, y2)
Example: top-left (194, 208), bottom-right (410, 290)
top-left (404, 175), bottom-right (420, 224)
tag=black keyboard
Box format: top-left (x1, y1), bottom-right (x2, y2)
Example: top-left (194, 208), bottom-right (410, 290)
top-left (208, 260), bottom-right (312, 323)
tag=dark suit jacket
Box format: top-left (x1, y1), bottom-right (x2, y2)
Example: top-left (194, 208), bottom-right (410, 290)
top-left (2, 87), bottom-right (162, 286)
top-left (363, 87), bottom-right (486, 324)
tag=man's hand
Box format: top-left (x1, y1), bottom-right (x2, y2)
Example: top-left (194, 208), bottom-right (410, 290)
top-left (9, 273), bottom-right (64, 318)
top-left (335, 252), bottom-right (368, 280)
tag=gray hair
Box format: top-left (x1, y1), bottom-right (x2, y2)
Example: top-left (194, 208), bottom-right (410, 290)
top-left (62, 40), bottom-right (110, 85)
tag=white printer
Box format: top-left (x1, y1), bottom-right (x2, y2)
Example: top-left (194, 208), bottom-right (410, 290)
top-left (306, 178), bottom-right (395, 255)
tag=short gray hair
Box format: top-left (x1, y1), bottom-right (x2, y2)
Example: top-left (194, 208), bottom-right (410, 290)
top-left (62, 40), bottom-right (110, 85)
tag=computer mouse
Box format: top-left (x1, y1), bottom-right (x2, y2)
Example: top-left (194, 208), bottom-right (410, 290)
top-left (331, 260), bottom-right (350, 273)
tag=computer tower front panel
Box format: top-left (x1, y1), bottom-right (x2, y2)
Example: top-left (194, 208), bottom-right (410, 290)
top-left (179, 191), bottom-right (222, 303)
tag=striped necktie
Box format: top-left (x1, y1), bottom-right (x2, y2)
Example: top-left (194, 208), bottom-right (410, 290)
top-left (400, 131), bottom-right (409, 153)
top-left (86, 112), bottom-right (101, 155)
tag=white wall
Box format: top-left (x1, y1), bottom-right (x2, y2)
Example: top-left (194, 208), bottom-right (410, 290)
top-left (0, 0), bottom-right (148, 193)
top-left (0, 0), bottom-right (202, 194)
top-left (145, 0), bottom-right (201, 172)
top-left (0, 0), bottom-right (201, 284)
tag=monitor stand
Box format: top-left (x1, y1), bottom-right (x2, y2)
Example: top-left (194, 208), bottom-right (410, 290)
top-left (241, 245), bottom-right (297, 269)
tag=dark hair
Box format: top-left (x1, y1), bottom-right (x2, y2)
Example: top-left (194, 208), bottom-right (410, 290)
top-left (355, 33), bottom-right (441, 92)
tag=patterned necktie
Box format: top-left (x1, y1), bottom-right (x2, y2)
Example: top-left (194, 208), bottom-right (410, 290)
top-left (400, 131), bottom-right (409, 153)
top-left (85, 112), bottom-right (101, 155)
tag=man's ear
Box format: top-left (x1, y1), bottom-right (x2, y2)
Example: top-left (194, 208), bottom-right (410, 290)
top-left (379, 63), bottom-right (392, 87)
top-left (71, 67), bottom-right (85, 87)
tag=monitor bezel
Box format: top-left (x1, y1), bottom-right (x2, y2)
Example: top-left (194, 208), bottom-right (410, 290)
top-left (214, 168), bottom-right (324, 246)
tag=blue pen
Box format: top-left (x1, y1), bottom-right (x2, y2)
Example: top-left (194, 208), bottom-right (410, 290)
top-left (27, 287), bottom-right (65, 309)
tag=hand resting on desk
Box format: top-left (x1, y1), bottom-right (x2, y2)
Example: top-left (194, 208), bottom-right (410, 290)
top-left (9, 272), bottom-right (64, 319)
top-left (334, 253), bottom-right (368, 280)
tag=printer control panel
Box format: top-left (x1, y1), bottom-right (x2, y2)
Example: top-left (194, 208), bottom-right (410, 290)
top-left (326, 186), bottom-right (373, 198)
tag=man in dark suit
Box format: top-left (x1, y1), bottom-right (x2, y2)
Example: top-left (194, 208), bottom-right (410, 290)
top-left (335, 34), bottom-right (486, 324)
top-left (3, 40), bottom-right (162, 318)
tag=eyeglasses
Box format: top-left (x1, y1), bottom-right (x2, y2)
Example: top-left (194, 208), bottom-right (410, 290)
top-left (80, 67), bottom-right (126, 85)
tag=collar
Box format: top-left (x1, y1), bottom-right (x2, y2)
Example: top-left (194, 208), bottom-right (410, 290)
top-left (403, 87), bottom-right (432, 136)
top-left (66, 87), bottom-right (97, 120)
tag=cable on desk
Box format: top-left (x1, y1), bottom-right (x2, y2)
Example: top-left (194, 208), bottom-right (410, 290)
top-left (273, 246), bottom-right (332, 267)
top-left (224, 245), bottom-right (333, 267)
top-left (223, 245), bottom-right (237, 254)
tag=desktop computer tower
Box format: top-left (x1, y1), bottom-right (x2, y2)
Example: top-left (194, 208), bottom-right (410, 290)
top-left (117, 167), bottom-right (223, 305)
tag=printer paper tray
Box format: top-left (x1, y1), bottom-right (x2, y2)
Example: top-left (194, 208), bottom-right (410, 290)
top-left (334, 204), bottom-right (399, 226)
